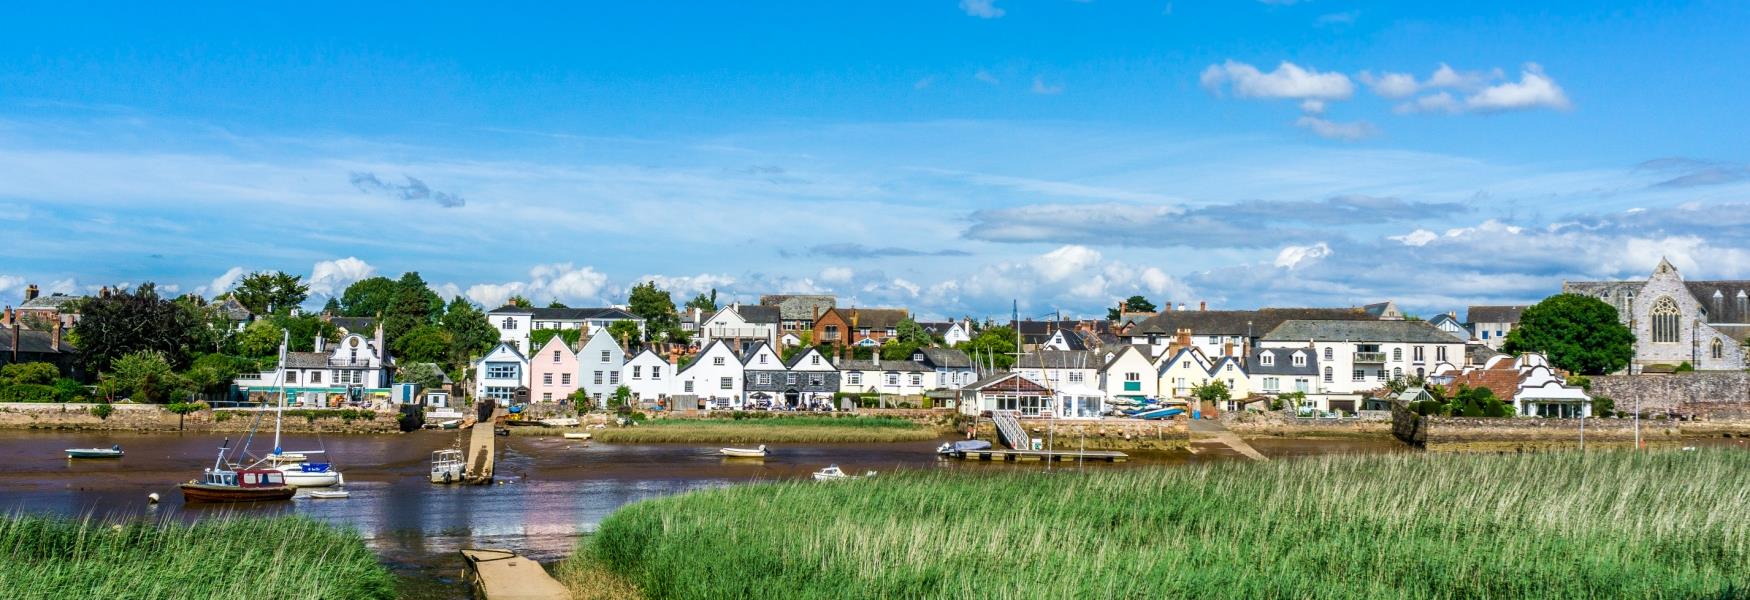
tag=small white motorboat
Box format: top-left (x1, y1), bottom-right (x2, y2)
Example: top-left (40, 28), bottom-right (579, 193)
top-left (720, 445), bottom-right (768, 458)
top-left (431, 449), bottom-right (464, 484)
top-left (540, 417), bottom-right (580, 427)
top-left (937, 440), bottom-right (992, 455)
top-left (66, 445), bottom-right (124, 459)
top-left (562, 432), bottom-right (592, 440)
top-left (812, 464), bottom-right (877, 481)
top-left (306, 489), bottom-right (350, 499)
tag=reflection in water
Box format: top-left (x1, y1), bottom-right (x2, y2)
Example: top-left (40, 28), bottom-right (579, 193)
top-left (0, 428), bottom-right (1411, 598)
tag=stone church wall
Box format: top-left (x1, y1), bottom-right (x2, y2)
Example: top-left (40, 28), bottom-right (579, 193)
top-left (1591, 372), bottom-right (1750, 420)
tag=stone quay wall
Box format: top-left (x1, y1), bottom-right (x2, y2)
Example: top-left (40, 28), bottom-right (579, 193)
top-left (0, 403), bottom-right (400, 433)
top-left (1590, 372), bottom-right (1750, 420)
top-left (1224, 410), bottom-right (1392, 438)
top-left (1392, 401), bottom-right (1684, 450)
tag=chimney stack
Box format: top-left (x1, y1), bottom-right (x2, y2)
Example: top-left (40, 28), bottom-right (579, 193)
top-left (99, 286), bottom-right (111, 299)
top-left (1177, 303), bottom-right (1186, 311)
top-left (1199, 301), bottom-right (1207, 311)
top-left (314, 335), bottom-right (325, 353)
top-left (51, 320), bottom-right (62, 352)
top-left (1, 306), bottom-right (11, 327)
top-left (24, 284), bottom-right (39, 302)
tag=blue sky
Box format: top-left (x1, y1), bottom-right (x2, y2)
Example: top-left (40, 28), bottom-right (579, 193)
top-left (2, 1), bottom-right (1749, 320)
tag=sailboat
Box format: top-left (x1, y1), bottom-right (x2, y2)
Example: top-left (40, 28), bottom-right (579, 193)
top-left (179, 437), bottom-right (296, 503)
top-left (248, 331), bottom-right (344, 488)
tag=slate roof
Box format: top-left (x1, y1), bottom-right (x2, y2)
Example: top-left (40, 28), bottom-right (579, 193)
top-left (1467, 344), bottom-right (1506, 366)
top-left (1688, 282), bottom-right (1750, 324)
top-left (916, 348), bottom-right (973, 369)
top-left (1362, 301), bottom-right (1399, 319)
top-left (833, 308), bottom-right (910, 329)
top-left (963, 371), bottom-right (1051, 393)
top-left (487, 306), bottom-right (642, 321)
top-left (1128, 308), bottom-right (1372, 337)
top-left (1248, 347), bottom-right (1319, 376)
top-left (19, 294), bottom-right (83, 310)
top-left (1014, 350), bottom-right (1099, 370)
top-left (1262, 319), bottom-right (1467, 344)
top-left (0, 328), bottom-right (77, 355)
top-left (285, 352), bottom-right (331, 368)
top-left (1045, 330), bottom-right (1089, 351)
top-left (214, 298), bottom-right (254, 321)
top-left (1014, 320), bottom-right (1112, 336)
top-left (328, 316), bottom-right (376, 333)
top-left (835, 359), bottom-right (931, 373)
top-left (916, 321), bottom-right (955, 335)
top-left (759, 294), bottom-right (836, 321)
top-left (1466, 305), bottom-right (1529, 324)
top-left (733, 305), bottom-right (781, 325)
top-left (783, 347), bottom-right (829, 369)
top-left (1425, 313), bottom-right (1470, 335)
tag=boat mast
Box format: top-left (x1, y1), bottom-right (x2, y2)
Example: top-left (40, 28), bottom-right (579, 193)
top-left (273, 329), bottom-right (289, 456)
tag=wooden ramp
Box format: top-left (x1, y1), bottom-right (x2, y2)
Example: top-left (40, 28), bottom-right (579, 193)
top-left (460, 549), bottom-right (570, 600)
top-left (464, 406), bottom-right (503, 484)
top-left (1188, 418), bottom-right (1268, 461)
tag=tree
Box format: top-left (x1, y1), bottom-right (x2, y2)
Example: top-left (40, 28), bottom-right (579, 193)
top-left (547, 300), bottom-right (570, 309)
top-left (610, 385), bottom-right (632, 411)
top-left (894, 318), bottom-right (933, 347)
top-left (1502, 293), bottom-right (1636, 375)
top-left (1, 362), bottom-right (60, 386)
top-left (231, 271), bottom-right (309, 315)
top-left (607, 320), bottom-right (642, 350)
top-left (108, 350), bottom-right (191, 403)
top-left (338, 276), bottom-right (400, 317)
top-left (1191, 380), bottom-right (1231, 405)
top-left (957, 326), bottom-right (1018, 369)
top-left (394, 325), bottom-right (455, 364)
top-left (236, 320), bottom-right (285, 358)
top-left (186, 353), bottom-right (250, 396)
top-left (1108, 295), bottom-right (1158, 321)
top-left (440, 296), bottom-right (499, 367)
top-left (75, 283), bottom-right (201, 373)
top-left (505, 295), bottom-right (534, 309)
top-left (321, 297), bottom-right (342, 314)
top-left (382, 272), bottom-right (443, 346)
top-left (684, 289), bottom-right (718, 313)
top-left (627, 282), bottom-right (680, 342)
top-left (397, 362), bottom-right (449, 390)
top-left (530, 328), bottom-right (582, 350)
top-left (272, 314), bottom-right (339, 353)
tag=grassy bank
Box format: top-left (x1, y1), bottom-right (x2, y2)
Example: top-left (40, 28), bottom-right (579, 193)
top-left (0, 515), bottom-right (394, 600)
top-left (589, 415), bottom-right (939, 444)
top-left (575, 450), bottom-right (1750, 599)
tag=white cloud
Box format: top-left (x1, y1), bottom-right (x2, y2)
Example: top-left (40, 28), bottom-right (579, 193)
top-left (531, 263), bottom-right (610, 301)
top-left (1389, 229), bottom-right (1439, 247)
top-left (465, 282), bottom-right (523, 310)
top-left (1395, 92), bottom-right (1462, 115)
top-left (307, 257), bottom-right (376, 297)
top-left (1426, 64), bottom-right (1500, 91)
top-left (1032, 245), bottom-right (1102, 282)
top-left (1358, 71), bottom-right (1420, 99)
top-left (1030, 76), bottom-right (1064, 95)
top-left (974, 70), bottom-right (1000, 85)
top-left (819, 267), bottom-right (854, 284)
top-left (960, 0), bottom-right (1004, 19)
top-left (1201, 60), bottom-right (1354, 101)
top-left (1299, 99), bottom-right (1327, 114)
top-left (195, 266), bottom-right (247, 298)
top-left (0, 275), bottom-right (23, 301)
top-left (1466, 63), bottom-right (1572, 112)
top-left (1274, 242), bottom-right (1332, 269)
top-left (1295, 116), bottom-right (1377, 140)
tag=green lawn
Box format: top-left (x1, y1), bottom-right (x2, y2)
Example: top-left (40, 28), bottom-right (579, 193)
top-left (0, 515), bottom-right (394, 600)
top-left (576, 450), bottom-right (1750, 599)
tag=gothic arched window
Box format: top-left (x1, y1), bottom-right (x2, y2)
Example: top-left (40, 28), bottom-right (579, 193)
top-left (1651, 297), bottom-right (1680, 343)
top-left (1712, 338), bottom-right (1725, 360)
top-left (1323, 347), bottom-right (1333, 361)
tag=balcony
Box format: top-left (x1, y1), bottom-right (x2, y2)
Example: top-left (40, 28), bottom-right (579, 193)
top-left (1353, 352), bottom-right (1387, 364)
top-left (327, 358), bottom-right (374, 367)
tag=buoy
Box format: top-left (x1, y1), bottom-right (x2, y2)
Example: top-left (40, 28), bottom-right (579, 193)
top-left (147, 493), bottom-right (160, 504)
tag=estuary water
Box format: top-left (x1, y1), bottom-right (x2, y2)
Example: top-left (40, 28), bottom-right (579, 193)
top-left (0, 429), bottom-right (1405, 597)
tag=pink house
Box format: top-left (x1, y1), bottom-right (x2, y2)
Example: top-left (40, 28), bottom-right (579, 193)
top-left (528, 335), bottom-right (581, 402)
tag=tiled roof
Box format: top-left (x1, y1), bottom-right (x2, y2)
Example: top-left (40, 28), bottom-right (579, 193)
top-left (488, 306), bottom-right (642, 321)
top-left (1129, 307), bottom-right (1371, 337)
top-left (284, 352), bottom-right (330, 368)
top-left (1014, 320), bottom-right (1112, 336)
top-left (832, 308), bottom-right (910, 329)
top-left (759, 295), bottom-right (836, 321)
top-left (1447, 368), bottom-right (1522, 402)
top-left (19, 294), bottom-right (83, 310)
top-left (918, 348), bottom-right (972, 368)
top-left (0, 328), bottom-right (77, 354)
top-left (1465, 305), bottom-right (1529, 324)
top-left (1688, 282), bottom-right (1750, 324)
top-left (1262, 319), bottom-right (1467, 344)
top-left (836, 359), bottom-right (931, 373)
top-left (1014, 350), bottom-right (1099, 370)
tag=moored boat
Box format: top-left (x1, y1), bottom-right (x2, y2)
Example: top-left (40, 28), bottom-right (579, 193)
top-left (306, 489), bottom-right (350, 499)
top-left (66, 444), bottom-right (124, 459)
top-left (812, 464), bottom-right (877, 481)
top-left (562, 432), bottom-right (592, 440)
top-left (720, 444), bottom-right (768, 458)
top-left (937, 440), bottom-right (992, 455)
top-left (179, 439), bottom-right (295, 503)
top-left (430, 449), bottom-right (464, 484)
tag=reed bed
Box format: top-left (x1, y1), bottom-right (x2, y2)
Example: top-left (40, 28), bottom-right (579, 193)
top-left (0, 514), bottom-right (394, 600)
top-left (579, 450), bottom-right (1750, 599)
top-left (590, 416), bottom-right (937, 444)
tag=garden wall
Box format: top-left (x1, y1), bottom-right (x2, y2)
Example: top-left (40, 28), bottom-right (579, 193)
top-left (1224, 410), bottom-right (1392, 438)
top-left (1590, 372), bottom-right (1750, 420)
top-left (0, 403), bottom-right (400, 433)
top-left (1392, 401), bottom-right (1683, 450)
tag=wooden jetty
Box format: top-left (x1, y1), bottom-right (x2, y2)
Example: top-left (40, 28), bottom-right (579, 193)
top-left (463, 404), bottom-right (503, 484)
top-left (460, 549), bottom-right (570, 600)
top-left (947, 448), bottom-right (1128, 463)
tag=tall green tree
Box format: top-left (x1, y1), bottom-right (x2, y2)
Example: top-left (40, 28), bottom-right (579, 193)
top-left (1108, 295), bottom-right (1158, 321)
top-left (607, 319), bottom-right (643, 350)
top-left (338, 276), bottom-right (400, 317)
top-left (440, 296), bottom-right (499, 367)
top-left (1503, 293), bottom-right (1636, 375)
top-left (393, 324), bottom-right (455, 364)
top-left (75, 283), bottom-right (200, 373)
top-left (684, 289), bottom-right (718, 313)
top-left (231, 271), bottom-right (309, 315)
top-left (321, 297), bottom-right (342, 314)
top-left (894, 318), bottom-right (934, 346)
top-left (547, 300), bottom-right (570, 309)
top-left (956, 326), bottom-right (1018, 369)
top-left (627, 281), bottom-right (680, 342)
top-left (382, 272), bottom-right (443, 346)
top-left (107, 350), bottom-right (192, 403)
top-left (272, 314), bottom-right (340, 353)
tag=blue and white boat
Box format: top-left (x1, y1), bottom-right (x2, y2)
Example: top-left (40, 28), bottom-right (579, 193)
top-left (937, 440), bottom-right (993, 455)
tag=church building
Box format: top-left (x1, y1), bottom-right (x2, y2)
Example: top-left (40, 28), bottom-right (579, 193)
top-left (1564, 259), bottom-right (1749, 372)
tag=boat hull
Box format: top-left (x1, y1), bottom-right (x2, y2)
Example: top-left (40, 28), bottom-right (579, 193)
top-left (179, 482), bottom-right (296, 503)
top-left (66, 450), bottom-right (124, 459)
top-left (719, 449), bottom-right (767, 458)
top-left (279, 470), bottom-right (340, 487)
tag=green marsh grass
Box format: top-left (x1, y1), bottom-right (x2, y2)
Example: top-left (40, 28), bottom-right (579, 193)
top-left (0, 514), bottom-right (394, 600)
top-left (590, 415), bottom-right (937, 444)
top-left (579, 450), bottom-right (1750, 599)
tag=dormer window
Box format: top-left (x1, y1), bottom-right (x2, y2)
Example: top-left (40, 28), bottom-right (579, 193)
top-left (912, 353), bottom-right (924, 362)
top-left (1260, 353), bottom-right (1274, 366)
top-left (1292, 353), bottom-right (1306, 367)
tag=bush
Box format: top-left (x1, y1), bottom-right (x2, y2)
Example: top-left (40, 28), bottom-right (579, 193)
top-left (89, 403), bottom-right (114, 420)
top-left (1676, 361), bottom-right (1695, 373)
top-left (0, 362), bottom-right (59, 386)
top-left (0, 384), bottom-right (58, 403)
top-left (1593, 396), bottom-right (1616, 418)
top-left (52, 378), bottom-right (86, 402)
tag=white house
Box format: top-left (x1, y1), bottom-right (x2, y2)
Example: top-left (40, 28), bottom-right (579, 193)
top-left (911, 348), bottom-right (978, 391)
top-left (675, 340), bottom-right (745, 408)
top-left (621, 348), bottom-right (673, 402)
top-left (942, 319), bottom-right (974, 347)
top-left (234, 329), bottom-right (394, 406)
top-left (488, 305), bottom-right (644, 354)
top-left (696, 304), bottom-right (781, 353)
top-left (473, 342), bottom-right (529, 405)
top-left (1155, 347), bottom-right (1214, 400)
top-left (1013, 350), bottom-right (1099, 393)
top-left (577, 328), bottom-right (627, 408)
top-left (1248, 346), bottom-right (1321, 405)
top-left (1038, 330), bottom-right (1089, 351)
top-left (1098, 345), bottom-right (1160, 401)
top-left (1258, 319), bottom-right (1468, 413)
top-left (837, 356), bottom-right (932, 397)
